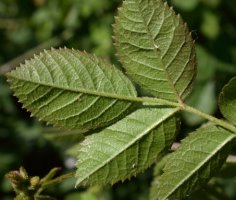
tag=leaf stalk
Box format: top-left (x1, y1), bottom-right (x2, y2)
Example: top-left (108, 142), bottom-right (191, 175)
top-left (121, 96), bottom-right (236, 134)
top-left (182, 104), bottom-right (236, 133)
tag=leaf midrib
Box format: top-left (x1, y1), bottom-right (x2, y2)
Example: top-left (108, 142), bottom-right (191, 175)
top-left (8, 73), bottom-right (183, 109)
top-left (136, 1), bottom-right (182, 103)
top-left (77, 108), bottom-right (178, 185)
top-left (7, 74), bottom-right (138, 101)
top-left (161, 131), bottom-right (235, 200)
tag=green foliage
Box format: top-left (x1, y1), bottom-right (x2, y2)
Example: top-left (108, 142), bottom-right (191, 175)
top-left (6, 167), bottom-right (65, 200)
top-left (150, 125), bottom-right (235, 200)
top-left (2, 0), bottom-right (236, 199)
top-left (7, 49), bottom-right (137, 131)
top-left (114, 0), bottom-right (196, 101)
top-left (219, 77), bottom-right (236, 125)
top-left (75, 107), bottom-right (177, 186)
top-left (171, 0), bottom-right (199, 11)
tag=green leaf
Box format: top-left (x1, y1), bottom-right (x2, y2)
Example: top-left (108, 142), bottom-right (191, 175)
top-left (150, 125), bottom-right (235, 200)
top-left (201, 11), bottom-right (220, 39)
top-left (219, 77), bottom-right (236, 125)
top-left (201, 0), bottom-right (220, 8)
top-left (65, 192), bottom-right (97, 200)
top-left (75, 107), bottom-right (178, 187)
top-left (171, 0), bottom-right (199, 11)
top-left (114, 0), bottom-right (196, 102)
top-left (42, 127), bottom-right (84, 145)
top-left (7, 48), bottom-right (138, 131)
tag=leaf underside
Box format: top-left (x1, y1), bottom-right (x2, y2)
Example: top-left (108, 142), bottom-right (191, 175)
top-left (150, 125), bottom-right (235, 200)
top-left (7, 48), bottom-right (138, 131)
top-left (114, 0), bottom-right (196, 102)
top-left (75, 107), bottom-right (178, 187)
top-left (219, 77), bottom-right (236, 125)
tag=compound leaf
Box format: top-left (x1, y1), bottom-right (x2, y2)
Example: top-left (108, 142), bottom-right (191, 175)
top-left (75, 107), bottom-right (178, 187)
top-left (114, 0), bottom-right (196, 102)
top-left (150, 125), bottom-right (235, 200)
top-left (219, 77), bottom-right (236, 125)
top-left (7, 48), bottom-right (138, 131)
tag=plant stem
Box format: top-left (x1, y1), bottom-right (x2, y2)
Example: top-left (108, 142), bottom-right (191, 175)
top-left (5, 58), bottom-right (236, 134)
top-left (182, 104), bottom-right (236, 133)
top-left (34, 171), bottom-right (75, 196)
top-left (127, 96), bottom-right (236, 134)
top-left (41, 171), bottom-right (75, 189)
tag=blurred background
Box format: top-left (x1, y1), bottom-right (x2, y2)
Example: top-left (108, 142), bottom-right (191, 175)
top-left (0, 0), bottom-right (236, 199)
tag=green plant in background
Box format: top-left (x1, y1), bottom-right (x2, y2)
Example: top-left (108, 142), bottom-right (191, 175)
top-left (2, 0), bottom-right (236, 199)
top-left (0, 1), bottom-right (118, 199)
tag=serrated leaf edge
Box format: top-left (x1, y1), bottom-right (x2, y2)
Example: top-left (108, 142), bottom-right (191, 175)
top-left (159, 128), bottom-right (235, 200)
top-left (219, 76), bottom-right (236, 125)
top-left (7, 48), bottom-right (138, 101)
top-left (113, 0), bottom-right (196, 102)
top-left (75, 107), bottom-right (179, 187)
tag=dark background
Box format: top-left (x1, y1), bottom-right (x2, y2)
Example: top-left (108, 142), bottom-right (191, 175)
top-left (1, 0), bottom-right (236, 199)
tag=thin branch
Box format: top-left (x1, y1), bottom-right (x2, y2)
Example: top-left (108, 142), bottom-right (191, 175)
top-left (41, 171), bottom-right (75, 189)
top-left (36, 171), bottom-right (75, 195)
top-left (2, 30), bottom-right (236, 135)
top-left (182, 104), bottom-right (236, 133)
